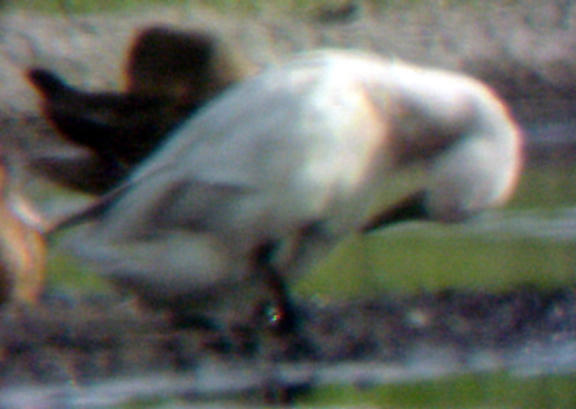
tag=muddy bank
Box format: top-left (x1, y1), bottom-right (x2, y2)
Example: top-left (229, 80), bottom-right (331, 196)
top-left (1, 286), bottom-right (575, 388)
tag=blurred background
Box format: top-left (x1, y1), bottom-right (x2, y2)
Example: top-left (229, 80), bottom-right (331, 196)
top-left (1, 0), bottom-right (576, 408)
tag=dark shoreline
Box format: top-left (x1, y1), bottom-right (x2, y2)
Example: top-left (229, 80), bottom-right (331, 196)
top-left (1, 285), bottom-right (575, 387)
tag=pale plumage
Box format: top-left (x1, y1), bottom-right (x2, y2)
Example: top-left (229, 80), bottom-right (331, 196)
top-left (61, 49), bottom-right (522, 329)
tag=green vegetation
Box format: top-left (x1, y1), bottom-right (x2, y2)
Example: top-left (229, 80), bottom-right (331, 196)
top-left (12, 0), bottom-right (172, 13)
top-left (46, 250), bottom-right (113, 294)
top-left (301, 230), bottom-right (576, 298)
top-left (303, 372), bottom-right (576, 409)
top-left (12, 0), bottom-right (284, 14)
top-left (78, 371), bottom-right (576, 408)
top-left (9, 0), bottom-right (512, 15)
top-left (511, 161), bottom-right (576, 209)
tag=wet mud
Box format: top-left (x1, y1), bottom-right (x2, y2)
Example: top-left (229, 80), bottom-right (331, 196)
top-left (1, 286), bottom-right (575, 387)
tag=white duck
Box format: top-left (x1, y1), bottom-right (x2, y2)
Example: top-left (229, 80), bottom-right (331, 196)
top-left (56, 49), bottom-right (523, 331)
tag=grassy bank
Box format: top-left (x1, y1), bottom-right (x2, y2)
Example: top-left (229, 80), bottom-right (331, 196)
top-left (305, 372), bottom-right (576, 409)
top-left (9, 0), bottom-right (514, 15)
